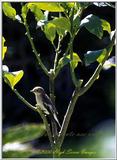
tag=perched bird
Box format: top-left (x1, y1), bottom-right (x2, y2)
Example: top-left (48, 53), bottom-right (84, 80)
top-left (30, 86), bottom-right (61, 127)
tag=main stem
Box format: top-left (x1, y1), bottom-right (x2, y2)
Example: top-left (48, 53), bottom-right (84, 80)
top-left (36, 107), bottom-right (54, 150)
top-left (56, 34), bottom-right (115, 150)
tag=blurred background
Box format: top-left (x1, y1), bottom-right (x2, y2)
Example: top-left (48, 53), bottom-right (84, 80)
top-left (2, 2), bottom-right (115, 158)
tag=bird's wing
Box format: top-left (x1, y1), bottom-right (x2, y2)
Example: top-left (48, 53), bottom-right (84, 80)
top-left (42, 93), bottom-right (61, 127)
top-left (42, 93), bottom-right (58, 115)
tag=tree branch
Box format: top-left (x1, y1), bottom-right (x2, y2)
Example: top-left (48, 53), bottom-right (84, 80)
top-left (24, 21), bottom-right (49, 76)
top-left (36, 106), bottom-right (54, 149)
top-left (13, 89), bottom-right (37, 112)
top-left (56, 34), bottom-right (115, 149)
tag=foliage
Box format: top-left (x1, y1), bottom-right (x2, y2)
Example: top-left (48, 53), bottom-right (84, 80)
top-left (3, 123), bottom-right (46, 144)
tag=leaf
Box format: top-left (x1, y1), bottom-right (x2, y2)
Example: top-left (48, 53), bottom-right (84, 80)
top-left (51, 17), bottom-right (71, 36)
top-left (21, 4), bottom-right (28, 20)
top-left (28, 2), bottom-right (64, 12)
top-left (67, 52), bottom-right (82, 69)
top-left (56, 56), bottom-right (70, 71)
top-left (80, 14), bottom-right (103, 39)
top-left (3, 70), bottom-right (24, 89)
top-left (79, 2), bottom-right (92, 9)
top-left (27, 3), bottom-right (44, 21)
top-left (101, 19), bottom-right (111, 33)
top-left (2, 2), bottom-right (16, 20)
top-left (80, 14), bottom-right (111, 39)
top-left (3, 124), bottom-right (46, 144)
top-left (44, 17), bottom-right (71, 42)
top-left (56, 52), bottom-right (81, 76)
top-left (2, 37), bottom-right (7, 60)
top-left (44, 23), bottom-right (56, 43)
top-left (97, 49), bottom-right (107, 63)
top-left (73, 13), bottom-right (80, 30)
top-left (103, 56), bottom-right (116, 70)
top-left (84, 49), bottom-right (107, 66)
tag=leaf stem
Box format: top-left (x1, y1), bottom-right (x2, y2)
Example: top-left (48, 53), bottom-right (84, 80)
top-left (24, 21), bottom-right (49, 76)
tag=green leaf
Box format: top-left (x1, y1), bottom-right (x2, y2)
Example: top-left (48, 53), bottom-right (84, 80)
top-left (3, 70), bottom-right (24, 89)
top-left (79, 2), bottom-right (92, 9)
top-left (3, 124), bottom-right (46, 144)
top-left (2, 2), bottom-right (16, 20)
top-left (44, 23), bottom-right (56, 43)
top-left (21, 4), bottom-right (28, 20)
top-left (101, 19), bottom-right (111, 33)
top-left (27, 3), bottom-right (44, 21)
top-left (67, 52), bottom-right (82, 69)
top-left (80, 14), bottom-right (103, 39)
top-left (80, 14), bottom-right (111, 39)
top-left (84, 48), bottom-right (107, 66)
top-left (2, 37), bottom-right (7, 60)
top-left (56, 56), bottom-right (70, 71)
top-left (97, 49), bottom-right (107, 63)
top-left (28, 2), bottom-right (64, 12)
top-left (51, 17), bottom-right (71, 36)
top-left (44, 17), bottom-right (71, 42)
top-left (73, 13), bottom-right (80, 30)
top-left (56, 52), bottom-right (81, 76)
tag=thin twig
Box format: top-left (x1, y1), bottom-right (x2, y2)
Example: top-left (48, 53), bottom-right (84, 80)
top-left (13, 89), bottom-right (37, 112)
top-left (24, 21), bottom-right (49, 76)
top-left (53, 36), bottom-right (62, 71)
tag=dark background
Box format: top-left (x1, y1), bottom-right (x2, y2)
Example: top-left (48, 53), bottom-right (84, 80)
top-left (3, 2), bottom-right (115, 145)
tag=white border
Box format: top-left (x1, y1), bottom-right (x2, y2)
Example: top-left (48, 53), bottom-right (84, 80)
top-left (0, 1), bottom-right (2, 159)
top-left (0, 1), bottom-right (116, 159)
top-left (0, 0), bottom-right (117, 1)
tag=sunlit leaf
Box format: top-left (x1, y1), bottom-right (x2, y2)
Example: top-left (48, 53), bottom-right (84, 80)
top-left (27, 3), bottom-right (44, 21)
top-left (51, 17), bottom-right (71, 35)
top-left (2, 2), bottom-right (16, 20)
top-left (44, 23), bottom-right (56, 43)
top-left (44, 17), bottom-right (70, 42)
top-left (2, 37), bottom-right (7, 60)
top-left (67, 52), bottom-right (82, 69)
top-left (3, 123), bottom-right (46, 144)
top-left (3, 70), bottom-right (24, 89)
top-left (97, 49), bottom-right (107, 63)
top-left (84, 49), bottom-right (107, 66)
top-left (56, 52), bottom-right (81, 76)
top-left (101, 19), bottom-right (111, 33)
top-left (28, 3), bottom-right (64, 12)
top-left (21, 4), bottom-right (28, 20)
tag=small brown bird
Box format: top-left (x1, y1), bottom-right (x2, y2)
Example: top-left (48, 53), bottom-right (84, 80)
top-left (30, 86), bottom-right (61, 127)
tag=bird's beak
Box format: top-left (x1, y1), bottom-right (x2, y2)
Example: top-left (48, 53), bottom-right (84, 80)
top-left (30, 89), bottom-right (34, 93)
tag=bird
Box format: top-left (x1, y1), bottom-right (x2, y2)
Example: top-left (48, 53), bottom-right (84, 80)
top-left (30, 86), bottom-right (61, 127)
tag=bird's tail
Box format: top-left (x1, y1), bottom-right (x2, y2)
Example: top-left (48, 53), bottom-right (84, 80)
top-left (53, 113), bottom-right (61, 128)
